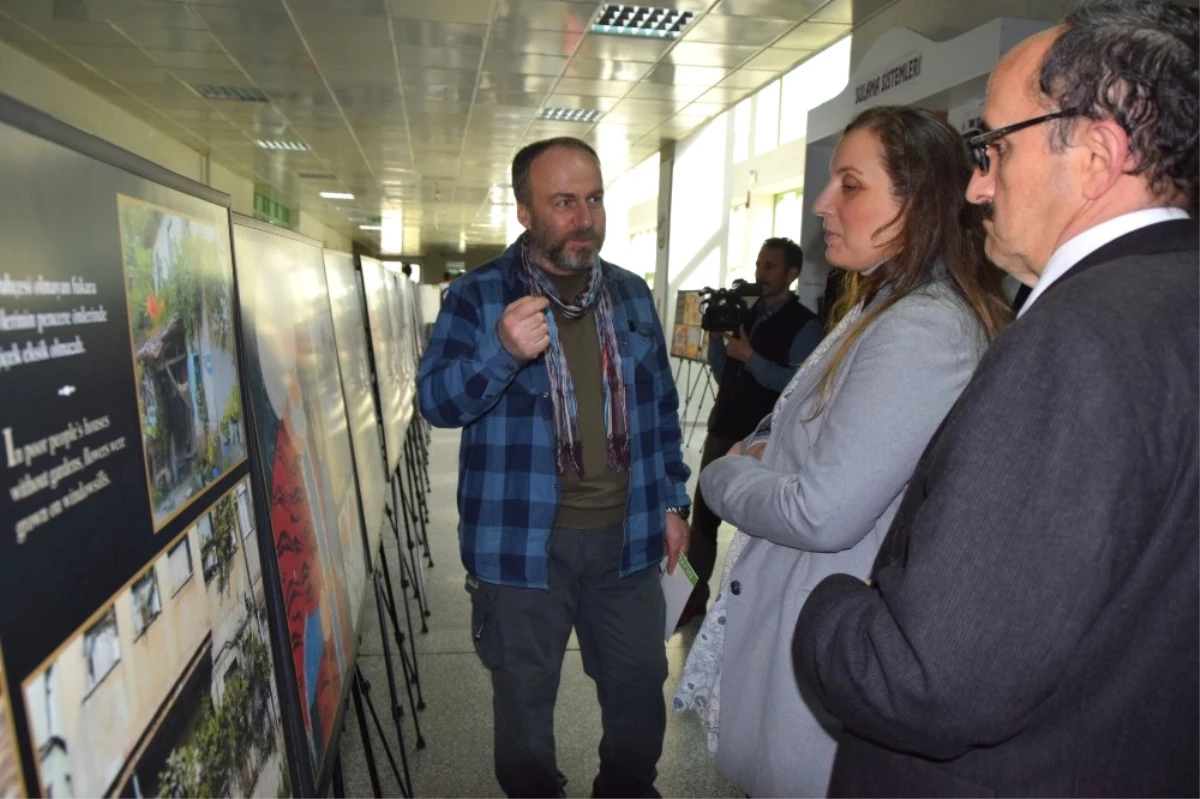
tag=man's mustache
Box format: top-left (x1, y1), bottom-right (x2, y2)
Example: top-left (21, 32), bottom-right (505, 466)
top-left (979, 202), bottom-right (995, 222)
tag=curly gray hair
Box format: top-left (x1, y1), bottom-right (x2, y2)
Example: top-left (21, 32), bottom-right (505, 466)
top-left (1039, 0), bottom-right (1198, 211)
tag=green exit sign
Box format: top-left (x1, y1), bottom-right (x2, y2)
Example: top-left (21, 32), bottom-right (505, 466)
top-left (366, 215), bottom-right (381, 224)
top-left (253, 186), bottom-right (295, 229)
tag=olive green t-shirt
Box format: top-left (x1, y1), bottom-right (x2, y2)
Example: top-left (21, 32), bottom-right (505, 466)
top-left (547, 271), bottom-right (629, 529)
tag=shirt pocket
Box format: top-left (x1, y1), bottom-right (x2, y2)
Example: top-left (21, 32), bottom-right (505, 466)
top-left (625, 321), bottom-right (659, 386)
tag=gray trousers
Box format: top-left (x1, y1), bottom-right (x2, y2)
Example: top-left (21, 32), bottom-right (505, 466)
top-left (466, 524), bottom-right (668, 798)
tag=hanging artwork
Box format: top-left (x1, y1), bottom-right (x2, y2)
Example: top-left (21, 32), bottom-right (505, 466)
top-left (0, 94), bottom-right (291, 799)
top-left (324, 252), bottom-right (387, 561)
top-left (234, 219), bottom-right (368, 788)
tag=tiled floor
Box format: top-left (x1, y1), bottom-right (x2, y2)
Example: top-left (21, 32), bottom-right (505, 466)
top-left (336, 421), bottom-right (740, 798)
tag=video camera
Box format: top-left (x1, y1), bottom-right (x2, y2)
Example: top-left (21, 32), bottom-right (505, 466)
top-left (699, 279), bottom-right (763, 336)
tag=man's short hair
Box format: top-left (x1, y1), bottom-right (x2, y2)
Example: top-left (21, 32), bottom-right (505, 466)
top-left (511, 137), bottom-right (600, 205)
top-left (1039, 0), bottom-right (1198, 207)
top-left (762, 237), bottom-right (804, 275)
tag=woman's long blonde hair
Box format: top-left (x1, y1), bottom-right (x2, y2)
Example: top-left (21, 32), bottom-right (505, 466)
top-left (809, 106), bottom-right (1012, 415)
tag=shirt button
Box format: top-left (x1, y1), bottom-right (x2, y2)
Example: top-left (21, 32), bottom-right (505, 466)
top-left (730, 580), bottom-right (741, 596)
top-left (542, 392), bottom-right (549, 398)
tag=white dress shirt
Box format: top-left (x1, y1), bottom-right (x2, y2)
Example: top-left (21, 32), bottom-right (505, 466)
top-left (1018, 207), bottom-right (1191, 317)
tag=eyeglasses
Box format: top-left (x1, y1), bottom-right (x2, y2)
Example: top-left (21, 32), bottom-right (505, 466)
top-left (964, 110), bottom-right (1080, 174)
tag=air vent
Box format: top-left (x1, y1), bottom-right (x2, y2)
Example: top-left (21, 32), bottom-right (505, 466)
top-left (194, 84), bottom-right (269, 102)
top-left (591, 4), bottom-right (695, 39)
top-left (256, 139), bottom-right (309, 152)
top-left (537, 107), bottom-right (603, 124)
top-left (297, 172), bottom-right (337, 180)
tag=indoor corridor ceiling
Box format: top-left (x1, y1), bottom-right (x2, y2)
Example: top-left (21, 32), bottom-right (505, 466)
top-left (0, 0), bottom-right (899, 254)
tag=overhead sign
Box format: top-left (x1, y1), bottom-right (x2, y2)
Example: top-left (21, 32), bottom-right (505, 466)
top-left (854, 51), bottom-right (923, 105)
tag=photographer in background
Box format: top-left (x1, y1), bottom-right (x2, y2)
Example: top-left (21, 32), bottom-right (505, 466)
top-left (682, 237), bottom-right (822, 624)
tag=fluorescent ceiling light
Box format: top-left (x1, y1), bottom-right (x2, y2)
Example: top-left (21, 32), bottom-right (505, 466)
top-left (255, 139), bottom-right (308, 151)
top-left (359, 224), bottom-right (382, 231)
top-left (320, 192), bottom-right (355, 200)
top-left (592, 4), bottom-right (695, 39)
top-left (538, 107), bottom-right (603, 124)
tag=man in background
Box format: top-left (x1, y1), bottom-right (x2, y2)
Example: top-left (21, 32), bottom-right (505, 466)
top-left (683, 237), bottom-right (822, 623)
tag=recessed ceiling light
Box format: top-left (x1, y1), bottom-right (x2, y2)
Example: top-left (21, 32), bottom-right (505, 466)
top-left (194, 84), bottom-right (269, 102)
top-left (538, 107), bottom-right (603, 124)
top-left (359, 224), bottom-right (382, 231)
top-left (591, 4), bottom-right (695, 39)
top-left (256, 139), bottom-right (309, 151)
top-left (320, 192), bottom-right (355, 200)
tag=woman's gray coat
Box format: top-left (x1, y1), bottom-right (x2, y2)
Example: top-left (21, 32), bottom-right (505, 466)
top-left (698, 279), bottom-right (987, 798)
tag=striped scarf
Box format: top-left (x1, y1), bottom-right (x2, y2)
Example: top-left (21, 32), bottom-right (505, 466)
top-left (519, 235), bottom-right (630, 476)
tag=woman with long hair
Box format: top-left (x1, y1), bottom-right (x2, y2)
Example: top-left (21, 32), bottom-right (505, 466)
top-left (674, 105), bottom-right (1011, 797)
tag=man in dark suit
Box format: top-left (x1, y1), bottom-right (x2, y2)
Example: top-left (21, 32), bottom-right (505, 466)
top-left (794, 2), bottom-right (1198, 796)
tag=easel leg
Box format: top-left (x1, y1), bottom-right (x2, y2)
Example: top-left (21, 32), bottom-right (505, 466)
top-left (391, 472), bottom-right (431, 627)
top-left (353, 674), bottom-right (383, 798)
top-left (380, 545), bottom-right (428, 718)
top-left (332, 752), bottom-right (346, 798)
top-left (365, 571), bottom-right (416, 797)
top-left (396, 470), bottom-right (432, 621)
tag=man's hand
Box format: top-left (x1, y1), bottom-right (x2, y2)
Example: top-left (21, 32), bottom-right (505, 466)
top-left (665, 512), bottom-right (689, 575)
top-left (725, 326), bottom-right (753, 362)
top-left (497, 295), bottom-right (551, 362)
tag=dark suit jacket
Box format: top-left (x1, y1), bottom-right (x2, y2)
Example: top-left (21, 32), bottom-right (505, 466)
top-left (794, 219), bottom-right (1199, 797)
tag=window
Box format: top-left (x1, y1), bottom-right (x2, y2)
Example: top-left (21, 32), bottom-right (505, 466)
top-left (732, 98), bottom-right (752, 163)
top-left (197, 513), bottom-right (218, 584)
top-left (773, 190), bottom-right (803, 243)
top-left (780, 37), bottom-right (853, 144)
top-left (84, 609), bottom-right (120, 691)
top-left (168, 536), bottom-right (193, 595)
top-left (131, 569), bottom-right (163, 639)
top-left (754, 81), bottom-right (781, 156)
top-left (727, 203), bottom-right (747, 273)
top-left (236, 484), bottom-right (254, 540)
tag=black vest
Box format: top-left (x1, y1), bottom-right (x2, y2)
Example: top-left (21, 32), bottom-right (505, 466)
top-left (708, 295), bottom-right (817, 440)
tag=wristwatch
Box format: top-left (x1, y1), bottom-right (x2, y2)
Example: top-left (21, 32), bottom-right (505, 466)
top-left (665, 505), bottom-right (691, 522)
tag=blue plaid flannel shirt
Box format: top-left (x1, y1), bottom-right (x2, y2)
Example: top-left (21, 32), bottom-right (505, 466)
top-left (417, 242), bottom-right (691, 589)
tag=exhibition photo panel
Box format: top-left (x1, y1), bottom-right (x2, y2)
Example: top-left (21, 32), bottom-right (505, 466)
top-left (359, 257), bottom-right (405, 475)
top-left (0, 97), bottom-right (290, 798)
top-left (323, 251), bottom-right (387, 564)
top-left (233, 219), bottom-right (369, 788)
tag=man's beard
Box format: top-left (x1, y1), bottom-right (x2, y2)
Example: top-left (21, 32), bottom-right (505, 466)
top-left (528, 218), bottom-right (604, 272)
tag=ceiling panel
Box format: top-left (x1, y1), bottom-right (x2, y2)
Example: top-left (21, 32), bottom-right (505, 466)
top-left (390, 20), bottom-right (487, 48)
top-left (717, 68), bottom-right (779, 90)
top-left (684, 14), bottom-right (796, 46)
top-left (573, 34), bottom-right (673, 62)
top-left (712, 0), bottom-right (829, 20)
top-left (665, 41), bottom-right (761, 68)
top-left (811, 0), bottom-right (854, 24)
top-left (774, 21), bottom-right (851, 49)
top-left (643, 63), bottom-right (733, 86)
top-left (562, 56), bottom-right (654, 82)
top-left (386, 0), bottom-right (496, 26)
top-left (741, 47), bottom-right (811, 71)
top-left (0, 0), bottom-right (895, 251)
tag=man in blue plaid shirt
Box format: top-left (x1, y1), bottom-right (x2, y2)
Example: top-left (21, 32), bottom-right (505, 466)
top-left (418, 137), bottom-right (691, 798)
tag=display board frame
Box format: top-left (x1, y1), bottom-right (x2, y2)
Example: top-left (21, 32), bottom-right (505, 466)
top-left (232, 215), bottom-right (372, 798)
top-left (670, 289), bottom-right (709, 362)
top-left (0, 91), bottom-right (302, 798)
